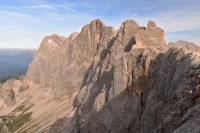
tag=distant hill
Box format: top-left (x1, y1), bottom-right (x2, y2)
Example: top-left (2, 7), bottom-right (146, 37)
top-left (0, 49), bottom-right (36, 82)
top-left (168, 40), bottom-right (200, 52)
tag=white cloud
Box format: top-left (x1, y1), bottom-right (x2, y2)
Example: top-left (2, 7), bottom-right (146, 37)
top-left (0, 2), bottom-right (98, 48)
top-left (0, 0), bottom-right (199, 48)
top-left (150, 11), bottom-right (200, 32)
top-left (0, 11), bottom-right (28, 17)
top-left (25, 4), bottom-right (55, 10)
top-left (106, 6), bottom-right (200, 33)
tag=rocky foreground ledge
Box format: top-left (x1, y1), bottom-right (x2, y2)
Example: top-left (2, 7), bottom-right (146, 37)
top-left (0, 19), bottom-right (200, 133)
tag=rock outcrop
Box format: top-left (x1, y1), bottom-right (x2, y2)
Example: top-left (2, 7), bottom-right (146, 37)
top-left (168, 40), bottom-right (200, 53)
top-left (0, 80), bottom-right (17, 107)
top-left (0, 19), bottom-right (200, 133)
top-left (0, 118), bottom-right (10, 133)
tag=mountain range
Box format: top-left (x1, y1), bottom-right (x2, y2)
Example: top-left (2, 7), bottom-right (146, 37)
top-left (0, 19), bottom-right (200, 133)
top-left (0, 49), bottom-right (36, 82)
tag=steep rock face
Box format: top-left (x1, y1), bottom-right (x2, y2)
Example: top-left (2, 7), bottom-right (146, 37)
top-left (26, 19), bottom-right (116, 99)
top-left (49, 47), bottom-right (200, 133)
top-left (26, 19), bottom-right (165, 100)
top-left (138, 48), bottom-right (200, 133)
top-left (47, 20), bottom-right (200, 133)
top-left (0, 19), bottom-right (200, 133)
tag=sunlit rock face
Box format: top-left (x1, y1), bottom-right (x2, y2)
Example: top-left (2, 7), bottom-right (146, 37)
top-left (26, 19), bottom-right (166, 99)
top-left (1, 19), bottom-right (200, 133)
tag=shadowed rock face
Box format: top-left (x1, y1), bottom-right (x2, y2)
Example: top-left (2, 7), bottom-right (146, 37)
top-left (1, 19), bottom-right (200, 133)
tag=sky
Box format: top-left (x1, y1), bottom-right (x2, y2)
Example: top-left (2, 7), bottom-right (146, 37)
top-left (0, 0), bottom-right (200, 49)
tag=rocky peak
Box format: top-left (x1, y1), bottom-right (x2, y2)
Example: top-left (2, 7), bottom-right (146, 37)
top-left (39, 34), bottom-right (67, 52)
top-left (117, 20), bottom-right (140, 47)
top-left (26, 19), bottom-right (116, 98)
top-left (147, 20), bottom-right (157, 28)
top-left (112, 19), bottom-right (165, 57)
top-left (68, 32), bottom-right (79, 42)
top-left (146, 20), bottom-right (166, 49)
top-left (26, 19), bottom-right (166, 97)
top-left (120, 20), bottom-right (140, 29)
top-left (90, 19), bottom-right (105, 29)
top-left (1, 19), bottom-right (200, 133)
top-left (80, 19), bottom-right (105, 35)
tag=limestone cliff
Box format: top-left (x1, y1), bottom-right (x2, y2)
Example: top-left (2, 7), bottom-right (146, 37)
top-left (26, 19), bottom-right (165, 99)
top-left (0, 19), bottom-right (200, 133)
top-left (26, 19), bottom-right (116, 99)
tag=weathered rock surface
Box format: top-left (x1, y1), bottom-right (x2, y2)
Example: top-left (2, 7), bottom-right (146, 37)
top-left (0, 19), bottom-right (200, 133)
top-left (0, 80), bottom-right (16, 107)
top-left (26, 19), bottom-right (166, 100)
top-left (26, 19), bottom-right (116, 99)
top-left (168, 40), bottom-right (200, 53)
top-left (0, 118), bottom-right (10, 133)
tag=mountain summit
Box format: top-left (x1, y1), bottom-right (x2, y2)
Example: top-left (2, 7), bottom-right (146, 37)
top-left (0, 19), bottom-right (200, 133)
top-left (26, 19), bottom-right (165, 99)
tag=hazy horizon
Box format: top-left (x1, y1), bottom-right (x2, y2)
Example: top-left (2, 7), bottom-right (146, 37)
top-left (0, 49), bottom-right (36, 82)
